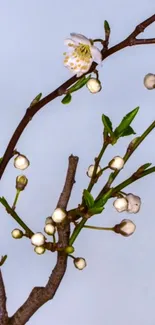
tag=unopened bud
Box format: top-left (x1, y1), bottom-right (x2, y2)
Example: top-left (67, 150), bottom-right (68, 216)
top-left (34, 246), bottom-right (46, 255)
top-left (11, 229), bottom-right (23, 239)
top-left (16, 175), bottom-right (28, 191)
top-left (143, 73), bottom-right (155, 90)
top-left (65, 246), bottom-right (75, 254)
top-left (14, 154), bottom-right (30, 170)
top-left (52, 208), bottom-right (66, 223)
top-left (31, 232), bottom-right (45, 246)
top-left (114, 219), bottom-right (136, 237)
top-left (109, 156), bottom-right (124, 171)
top-left (87, 164), bottom-right (101, 178)
top-left (86, 78), bottom-right (102, 94)
top-left (126, 193), bottom-right (141, 213)
top-left (45, 217), bottom-right (55, 225)
top-left (74, 257), bottom-right (87, 270)
top-left (113, 197), bottom-right (128, 212)
top-left (44, 224), bottom-right (55, 235)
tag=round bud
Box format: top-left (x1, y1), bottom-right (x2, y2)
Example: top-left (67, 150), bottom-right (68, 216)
top-left (52, 208), bottom-right (66, 223)
top-left (34, 246), bottom-right (46, 255)
top-left (45, 217), bottom-right (54, 225)
top-left (74, 257), bottom-right (87, 270)
top-left (16, 175), bottom-right (28, 191)
top-left (113, 197), bottom-right (128, 212)
top-left (114, 219), bottom-right (136, 237)
top-left (11, 228), bottom-right (23, 239)
top-left (126, 193), bottom-right (141, 213)
top-left (44, 224), bottom-right (55, 235)
top-left (31, 232), bottom-right (45, 246)
top-left (143, 73), bottom-right (155, 90)
top-left (86, 78), bottom-right (102, 94)
top-left (14, 154), bottom-right (30, 170)
top-left (65, 246), bottom-right (75, 254)
top-left (109, 156), bottom-right (124, 171)
top-left (87, 164), bottom-right (101, 178)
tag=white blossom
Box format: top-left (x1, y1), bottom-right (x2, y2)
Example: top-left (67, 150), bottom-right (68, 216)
top-left (113, 197), bottom-right (128, 212)
top-left (74, 257), bottom-right (87, 270)
top-left (31, 233), bottom-right (45, 246)
top-left (86, 78), bottom-right (102, 93)
top-left (14, 154), bottom-right (30, 170)
top-left (126, 193), bottom-right (141, 213)
top-left (63, 33), bottom-right (102, 77)
top-left (52, 208), bottom-right (66, 223)
top-left (144, 73), bottom-right (155, 90)
top-left (109, 156), bottom-right (124, 171)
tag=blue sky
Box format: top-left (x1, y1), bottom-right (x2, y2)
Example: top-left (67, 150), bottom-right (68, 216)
top-left (0, 1), bottom-right (155, 324)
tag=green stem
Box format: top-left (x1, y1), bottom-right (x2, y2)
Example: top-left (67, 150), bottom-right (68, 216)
top-left (83, 225), bottom-right (113, 231)
top-left (96, 120), bottom-right (155, 200)
top-left (69, 217), bottom-right (87, 246)
top-left (52, 234), bottom-right (56, 244)
top-left (87, 142), bottom-right (108, 193)
top-left (12, 189), bottom-right (20, 210)
top-left (0, 197), bottom-right (34, 237)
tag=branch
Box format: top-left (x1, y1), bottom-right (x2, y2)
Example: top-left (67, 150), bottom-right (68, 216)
top-left (0, 14), bottom-right (155, 179)
top-left (9, 155), bottom-right (79, 325)
top-left (0, 270), bottom-right (8, 325)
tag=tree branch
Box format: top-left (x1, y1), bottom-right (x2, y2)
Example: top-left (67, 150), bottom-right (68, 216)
top-left (0, 270), bottom-right (8, 325)
top-left (0, 14), bottom-right (154, 179)
top-left (9, 155), bottom-right (79, 325)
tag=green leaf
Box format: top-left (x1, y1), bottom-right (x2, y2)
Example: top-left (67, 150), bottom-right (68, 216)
top-left (83, 189), bottom-right (94, 208)
top-left (104, 20), bottom-right (110, 33)
top-left (88, 206), bottom-right (104, 215)
top-left (61, 93), bottom-right (72, 104)
top-left (67, 75), bottom-right (91, 93)
top-left (114, 107), bottom-right (139, 138)
top-left (102, 114), bottom-right (113, 136)
top-left (120, 126), bottom-right (136, 137)
top-left (30, 93), bottom-right (42, 107)
top-left (95, 188), bottom-right (113, 208)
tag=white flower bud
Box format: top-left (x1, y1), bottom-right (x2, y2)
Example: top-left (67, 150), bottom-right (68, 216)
top-left (109, 156), bottom-right (124, 171)
top-left (126, 193), bottom-right (141, 213)
top-left (87, 164), bottom-right (101, 178)
top-left (143, 73), bottom-right (155, 90)
top-left (14, 154), bottom-right (30, 170)
top-left (74, 257), bottom-right (87, 270)
top-left (34, 246), bottom-right (46, 255)
top-left (16, 175), bottom-right (28, 191)
top-left (31, 232), bottom-right (45, 246)
top-left (45, 217), bottom-right (53, 225)
top-left (113, 197), bottom-right (128, 212)
top-left (114, 219), bottom-right (136, 237)
top-left (52, 208), bottom-right (66, 223)
top-left (44, 224), bottom-right (55, 235)
top-left (11, 228), bottom-right (23, 239)
top-left (86, 78), bottom-right (102, 93)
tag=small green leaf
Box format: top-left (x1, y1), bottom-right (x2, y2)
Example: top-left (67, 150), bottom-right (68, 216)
top-left (136, 163), bottom-right (152, 173)
top-left (0, 255), bottom-right (7, 266)
top-left (95, 188), bottom-right (113, 208)
top-left (114, 107), bottom-right (139, 138)
top-left (102, 114), bottom-right (113, 136)
top-left (119, 126), bottom-right (136, 137)
top-left (83, 189), bottom-right (94, 208)
top-left (67, 75), bottom-right (91, 93)
top-left (30, 93), bottom-right (42, 107)
top-left (104, 20), bottom-right (110, 33)
top-left (88, 206), bottom-right (104, 215)
top-left (61, 93), bottom-right (72, 104)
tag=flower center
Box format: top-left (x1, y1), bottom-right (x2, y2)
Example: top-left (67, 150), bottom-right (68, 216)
top-left (74, 43), bottom-right (92, 60)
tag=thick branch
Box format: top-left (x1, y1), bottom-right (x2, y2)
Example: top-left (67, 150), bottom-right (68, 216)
top-left (9, 155), bottom-right (79, 325)
top-left (0, 14), bottom-right (155, 179)
top-left (0, 270), bottom-right (8, 325)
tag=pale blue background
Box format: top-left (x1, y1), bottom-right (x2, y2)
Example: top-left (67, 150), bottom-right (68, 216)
top-left (0, 1), bottom-right (155, 324)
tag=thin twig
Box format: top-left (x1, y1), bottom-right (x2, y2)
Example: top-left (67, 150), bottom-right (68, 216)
top-left (0, 270), bottom-right (8, 325)
top-left (9, 155), bottom-right (79, 325)
top-left (0, 14), bottom-right (155, 179)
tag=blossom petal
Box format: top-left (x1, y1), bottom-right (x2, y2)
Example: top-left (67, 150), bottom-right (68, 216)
top-left (70, 33), bottom-right (91, 45)
top-left (90, 45), bottom-right (102, 64)
top-left (64, 38), bottom-right (76, 46)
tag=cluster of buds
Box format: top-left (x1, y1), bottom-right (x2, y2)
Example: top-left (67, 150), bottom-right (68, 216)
top-left (113, 193), bottom-right (141, 214)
